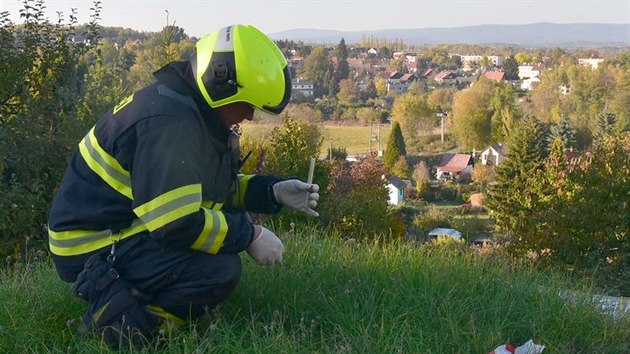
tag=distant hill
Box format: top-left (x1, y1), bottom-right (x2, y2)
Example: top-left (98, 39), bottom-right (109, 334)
top-left (269, 23), bottom-right (629, 46)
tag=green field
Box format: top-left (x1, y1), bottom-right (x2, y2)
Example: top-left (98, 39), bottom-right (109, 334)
top-left (241, 123), bottom-right (390, 156)
top-left (2, 226), bottom-right (629, 353)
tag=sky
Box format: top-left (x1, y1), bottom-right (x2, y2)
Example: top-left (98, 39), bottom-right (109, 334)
top-left (1, 0), bottom-right (629, 37)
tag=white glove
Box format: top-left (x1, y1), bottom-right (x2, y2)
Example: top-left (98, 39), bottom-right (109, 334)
top-left (246, 226), bottom-right (284, 266)
top-left (272, 180), bottom-right (320, 217)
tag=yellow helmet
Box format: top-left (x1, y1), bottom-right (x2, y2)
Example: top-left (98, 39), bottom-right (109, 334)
top-left (192, 24), bottom-right (291, 114)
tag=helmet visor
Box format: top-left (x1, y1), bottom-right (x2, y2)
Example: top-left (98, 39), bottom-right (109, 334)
top-left (262, 66), bottom-right (291, 115)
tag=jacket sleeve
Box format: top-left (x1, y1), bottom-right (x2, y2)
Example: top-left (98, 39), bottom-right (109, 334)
top-left (129, 115), bottom-right (252, 254)
top-left (227, 174), bottom-right (284, 214)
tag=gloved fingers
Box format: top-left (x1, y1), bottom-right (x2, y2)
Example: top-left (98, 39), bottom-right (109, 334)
top-left (307, 199), bottom-right (317, 208)
top-left (289, 180), bottom-right (310, 192)
top-left (308, 184), bottom-right (319, 193)
top-left (308, 192), bottom-right (319, 201)
top-left (304, 208), bottom-right (319, 218)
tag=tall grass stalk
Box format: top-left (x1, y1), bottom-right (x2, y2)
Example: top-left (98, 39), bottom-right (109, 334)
top-left (1, 225), bottom-right (628, 353)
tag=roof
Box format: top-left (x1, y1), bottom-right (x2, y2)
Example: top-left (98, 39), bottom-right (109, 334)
top-left (484, 71), bottom-right (505, 81)
top-left (388, 176), bottom-right (407, 190)
top-left (482, 143), bottom-right (504, 155)
top-left (437, 153), bottom-right (473, 173)
top-left (389, 71), bottom-right (403, 80)
top-left (399, 73), bottom-right (416, 82)
top-left (421, 68), bottom-right (434, 78)
top-left (428, 228), bottom-right (462, 239)
top-left (434, 70), bottom-right (455, 81)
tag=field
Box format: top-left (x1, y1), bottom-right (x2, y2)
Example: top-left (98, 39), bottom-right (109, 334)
top-left (241, 122), bottom-right (390, 156)
top-left (1, 226), bottom-right (629, 353)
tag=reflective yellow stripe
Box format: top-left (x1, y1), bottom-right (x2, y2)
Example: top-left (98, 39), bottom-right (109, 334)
top-left (133, 184), bottom-right (202, 231)
top-left (201, 200), bottom-right (224, 210)
top-left (48, 219), bottom-right (147, 256)
top-left (78, 127), bottom-right (133, 199)
top-left (112, 93), bottom-right (134, 114)
top-left (237, 174), bottom-right (254, 207)
top-left (191, 208), bottom-right (228, 254)
top-left (145, 305), bottom-right (186, 330)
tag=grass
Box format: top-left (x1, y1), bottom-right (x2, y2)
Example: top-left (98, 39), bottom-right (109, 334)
top-left (241, 122), bottom-right (390, 156)
top-left (1, 225), bottom-right (629, 353)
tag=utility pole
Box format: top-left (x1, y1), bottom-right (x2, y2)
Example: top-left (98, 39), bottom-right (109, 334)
top-left (369, 123), bottom-right (372, 152)
top-left (436, 107), bottom-right (446, 144)
top-left (377, 123), bottom-right (381, 153)
top-left (370, 123), bottom-right (381, 155)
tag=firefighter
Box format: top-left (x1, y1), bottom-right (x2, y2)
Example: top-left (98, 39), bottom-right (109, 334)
top-left (47, 24), bottom-right (319, 349)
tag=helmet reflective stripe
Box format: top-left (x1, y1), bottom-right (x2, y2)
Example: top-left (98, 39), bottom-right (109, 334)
top-left (214, 25), bottom-right (235, 51)
top-left (193, 24), bottom-right (291, 114)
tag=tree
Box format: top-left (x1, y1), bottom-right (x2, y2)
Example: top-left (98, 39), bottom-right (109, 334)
top-left (383, 121), bottom-right (406, 171)
top-left (320, 154), bottom-right (391, 238)
top-left (547, 116), bottom-right (576, 152)
top-left (503, 57), bottom-right (519, 80)
top-left (334, 38), bottom-right (350, 82)
top-left (451, 77), bottom-right (495, 149)
top-left (594, 108), bottom-right (617, 138)
top-left (391, 93), bottom-right (434, 143)
top-left (0, 1), bottom-right (108, 256)
top-left (412, 161), bottom-right (431, 196)
top-left (375, 77), bottom-right (388, 97)
top-left (265, 115), bottom-right (322, 179)
top-left (355, 107), bottom-right (382, 123)
top-left (363, 79), bottom-right (377, 100)
top-left (485, 114), bottom-right (546, 245)
top-left (390, 155), bottom-right (411, 179)
top-left (336, 78), bottom-right (359, 105)
top-left (514, 52), bottom-right (532, 65)
top-left (299, 46), bottom-right (333, 98)
top-left (490, 82), bottom-right (522, 143)
top-left (470, 165), bottom-right (496, 192)
top-left (285, 104), bottom-right (324, 123)
top-left (428, 88), bottom-right (456, 111)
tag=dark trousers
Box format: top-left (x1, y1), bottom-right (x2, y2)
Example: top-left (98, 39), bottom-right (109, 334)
top-left (112, 234), bottom-right (242, 320)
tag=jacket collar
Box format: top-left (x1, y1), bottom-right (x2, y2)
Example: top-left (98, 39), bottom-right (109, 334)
top-left (153, 61), bottom-right (231, 145)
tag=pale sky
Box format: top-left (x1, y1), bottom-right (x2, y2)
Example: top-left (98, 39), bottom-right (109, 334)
top-left (1, 0), bottom-right (629, 37)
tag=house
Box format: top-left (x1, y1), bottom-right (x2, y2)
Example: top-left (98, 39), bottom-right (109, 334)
top-left (420, 68), bottom-right (434, 79)
top-left (436, 153), bottom-right (474, 180)
top-left (460, 55), bottom-right (505, 69)
top-left (291, 78), bottom-right (315, 98)
top-left (484, 71), bottom-right (505, 82)
top-left (433, 70), bottom-right (457, 84)
top-left (387, 176), bottom-right (407, 205)
top-left (428, 228), bottom-right (462, 240)
top-left (404, 61), bottom-right (418, 74)
top-left (387, 72), bottom-right (417, 94)
top-left (521, 77), bottom-right (540, 91)
top-left (367, 48), bottom-right (378, 56)
top-left (518, 64), bottom-right (544, 80)
top-left (479, 144), bottom-right (505, 166)
top-left (578, 58), bottom-right (604, 70)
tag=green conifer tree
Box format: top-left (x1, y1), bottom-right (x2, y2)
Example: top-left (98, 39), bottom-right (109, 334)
top-left (383, 120), bottom-right (407, 171)
top-left (485, 115), bottom-right (546, 248)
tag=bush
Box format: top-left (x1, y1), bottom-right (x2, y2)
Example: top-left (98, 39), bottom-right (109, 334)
top-left (319, 154), bottom-right (392, 240)
top-left (413, 206), bottom-right (454, 232)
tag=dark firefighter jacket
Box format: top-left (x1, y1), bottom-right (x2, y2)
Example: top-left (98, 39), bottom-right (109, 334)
top-left (48, 61), bottom-right (282, 282)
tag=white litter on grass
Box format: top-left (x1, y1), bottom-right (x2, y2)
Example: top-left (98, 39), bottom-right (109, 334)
top-left (489, 339), bottom-right (545, 354)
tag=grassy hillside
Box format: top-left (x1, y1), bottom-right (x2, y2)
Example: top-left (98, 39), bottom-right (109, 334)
top-left (1, 225), bottom-right (629, 353)
top-left (241, 123), bottom-right (390, 156)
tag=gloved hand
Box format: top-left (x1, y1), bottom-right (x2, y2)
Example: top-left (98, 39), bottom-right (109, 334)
top-left (246, 226), bottom-right (284, 266)
top-left (272, 179), bottom-right (320, 217)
